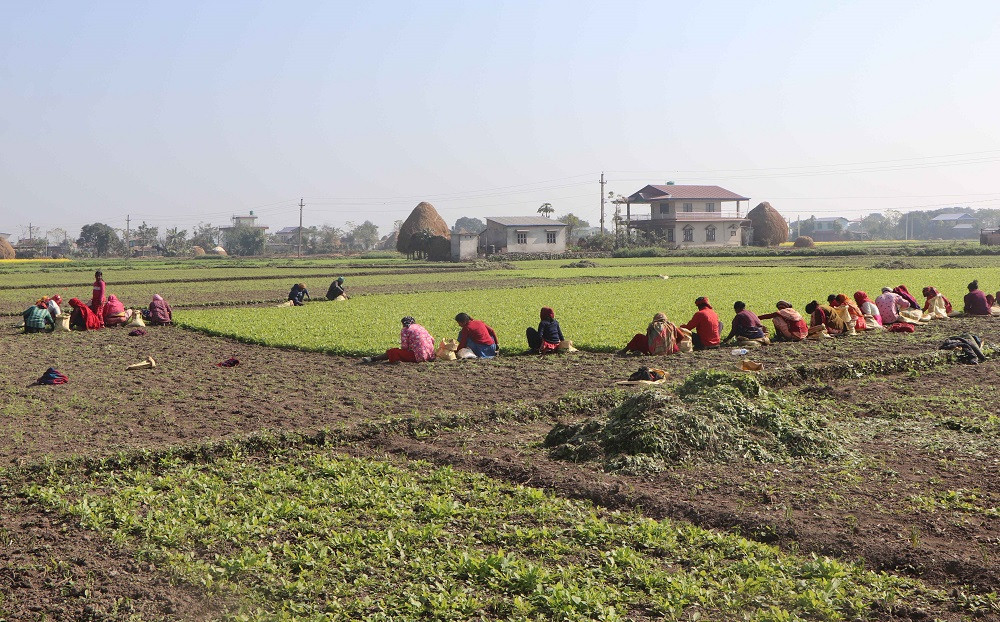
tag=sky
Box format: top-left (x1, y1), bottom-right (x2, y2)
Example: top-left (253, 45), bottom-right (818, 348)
top-left (2, 0), bottom-right (1000, 242)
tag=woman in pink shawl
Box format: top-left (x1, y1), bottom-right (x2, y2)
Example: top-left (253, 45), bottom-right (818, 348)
top-left (102, 294), bottom-right (133, 326)
top-left (757, 301), bottom-right (808, 342)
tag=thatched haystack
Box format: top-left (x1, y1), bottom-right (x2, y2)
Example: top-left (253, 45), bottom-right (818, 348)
top-left (747, 202), bottom-right (788, 247)
top-left (793, 236), bottom-right (815, 248)
top-left (211, 246), bottom-right (228, 256)
top-left (191, 245), bottom-right (206, 256)
top-left (397, 202), bottom-right (451, 257)
top-left (0, 238), bottom-right (15, 260)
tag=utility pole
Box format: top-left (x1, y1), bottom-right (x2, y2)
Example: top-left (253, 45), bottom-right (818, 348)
top-left (599, 172), bottom-right (606, 234)
top-left (28, 223), bottom-right (33, 242)
top-left (125, 215), bottom-right (131, 260)
top-left (298, 198), bottom-right (305, 258)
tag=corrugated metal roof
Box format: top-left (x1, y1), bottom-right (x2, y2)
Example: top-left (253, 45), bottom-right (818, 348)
top-left (276, 226), bottom-right (302, 234)
top-left (487, 217), bottom-right (567, 227)
top-left (931, 213), bottom-right (973, 221)
top-left (627, 184), bottom-right (749, 202)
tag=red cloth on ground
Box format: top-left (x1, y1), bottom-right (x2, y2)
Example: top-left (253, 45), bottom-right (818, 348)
top-left (681, 308), bottom-right (720, 347)
top-left (386, 348), bottom-right (418, 363)
top-left (888, 323), bottom-right (915, 333)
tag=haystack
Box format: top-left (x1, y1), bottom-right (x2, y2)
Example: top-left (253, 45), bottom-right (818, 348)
top-left (747, 202), bottom-right (788, 247)
top-left (191, 245), bottom-right (206, 256)
top-left (211, 246), bottom-right (228, 256)
top-left (793, 236), bottom-right (815, 248)
top-left (397, 202), bottom-right (451, 256)
top-left (0, 238), bottom-right (14, 260)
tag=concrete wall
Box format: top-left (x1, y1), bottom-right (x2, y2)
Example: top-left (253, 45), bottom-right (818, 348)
top-left (666, 220), bottom-right (744, 247)
top-left (482, 222), bottom-right (567, 253)
top-left (451, 234), bottom-right (479, 260)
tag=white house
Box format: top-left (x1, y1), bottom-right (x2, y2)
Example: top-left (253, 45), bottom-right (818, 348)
top-left (451, 231), bottom-right (479, 260)
top-left (624, 184), bottom-right (751, 247)
top-left (480, 217), bottom-right (568, 254)
top-left (274, 226), bottom-right (306, 244)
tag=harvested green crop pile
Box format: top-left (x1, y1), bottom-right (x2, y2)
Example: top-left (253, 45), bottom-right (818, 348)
top-left (544, 370), bottom-right (840, 473)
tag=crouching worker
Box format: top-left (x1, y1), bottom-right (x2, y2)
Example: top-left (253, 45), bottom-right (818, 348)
top-left (68, 297), bottom-right (103, 330)
top-left (326, 277), bottom-right (348, 301)
top-left (23, 301), bottom-right (54, 333)
top-left (526, 307), bottom-right (563, 353)
top-left (148, 294), bottom-right (173, 325)
top-left (757, 300), bottom-right (808, 341)
top-left (620, 312), bottom-right (682, 355)
top-left (362, 316), bottom-right (435, 364)
top-left (288, 283), bottom-right (310, 306)
top-left (722, 301), bottom-right (770, 347)
top-left (455, 312), bottom-right (498, 358)
top-left (102, 294), bottom-right (133, 326)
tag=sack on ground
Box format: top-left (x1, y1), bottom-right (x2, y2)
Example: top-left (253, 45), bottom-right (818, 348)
top-left (276, 300), bottom-right (295, 308)
top-left (456, 347), bottom-right (477, 359)
top-left (56, 315), bottom-right (71, 332)
top-left (127, 312), bottom-right (145, 327)
top-left (556, 340), bottom-right (578, 352)
top-left (741, 360), bottom-right (764, 371)
top-left (677, 326), bottom-right (694, 353)
top-left (435, 338), bottom-right (458, 361)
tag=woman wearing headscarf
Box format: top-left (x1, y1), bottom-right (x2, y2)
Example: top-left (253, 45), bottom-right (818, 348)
top-left (893, 285), bottom-right (920, 311)
top-left (45, 295), bottom-right (63, 321)
top-left (362, 316), bottom-right (436, 363)
top-left (854, 291), bottom-right (882, 327)
top-left (69, 297), bottom-right (103, 330)
top-left (620, 312), bottom-right (683, 355)
top-left (148, 294), bottom-right (173, 325)
top-left (964, 280), bottom-right (990, 316)
top-left (721, 301), bottom-right (770, 346)
top-left (23, 300), bottom-right (54, 333)
top-left (680, 296), bottom-right (721, 350)
top-left (921, 286), bottom-right (952, 319)
top-left (102, 294), bottom-right (133, 326)
top-left (287, 283), bottom-right (310, 306)
top-left (805, 299), bottom-right (845, 336)
top-left (326, 277), bottom-right (348, 301)
top-left (90, 270), bottom-right (106, 316)
top-left (834, 293), bottom-right (866, 332)
top-left (757, 301), bottom-right (808, 342)
top-left (526, 307), bottom-right (564, 353)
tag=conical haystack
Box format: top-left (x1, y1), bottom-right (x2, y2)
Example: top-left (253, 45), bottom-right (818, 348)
top-left (212, 246), bottom-right (228, 256)
top-left (747, 202), bottom-right (788, 247)
top-left (0, 238), bottom-right (14, 260)
top-left (793, 236), bottom-right (815, 248)
top-left (191, 245), bottom-right (206, 256)
top-left (397, 202), bottom-right (451, 256)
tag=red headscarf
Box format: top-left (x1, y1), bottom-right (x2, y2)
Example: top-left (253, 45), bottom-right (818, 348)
top-left (69, 297), bottom-right (103, 330)
top-left (853, 291), bottom-right (871, 307)
top-left (540, 307), bottom-right (555, 321)
top-left (695, 296), bottom-right (712, 310)
top-left (894, 285), bottom-right (919, 309)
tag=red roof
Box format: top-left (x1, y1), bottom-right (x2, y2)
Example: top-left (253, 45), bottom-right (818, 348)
top-left (627, 185), bottom-right (749, 202)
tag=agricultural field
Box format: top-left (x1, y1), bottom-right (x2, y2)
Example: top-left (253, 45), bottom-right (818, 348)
top-left (2, 252), bottom-right (1000, 621)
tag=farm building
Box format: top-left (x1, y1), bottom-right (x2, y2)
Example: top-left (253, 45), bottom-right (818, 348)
top-left (624, 184), bottom-right (751, 247)
top-left (932, 213), bottom-right (978, 240)
top-left (480, 217), bottom-right (568, 254)
top-left (451, 231), bottom-right (479, 260)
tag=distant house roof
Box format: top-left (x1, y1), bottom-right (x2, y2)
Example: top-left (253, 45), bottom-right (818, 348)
top-left (487, 217), bottom-right (567, 227)
top-left (627, 185), bottom-right (749, 203)
top-left (815, 217), bottom-right (850, 223)
top-left (931, 213), bottom-right (974, 221)
top-left (953, 223), bottom-right (976, 229)
top-left (276, 226), bottom-right (303, 234)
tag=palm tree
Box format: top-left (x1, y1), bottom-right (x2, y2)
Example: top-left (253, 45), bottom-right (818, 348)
top-left (537, 203), bottom-right (554, 218)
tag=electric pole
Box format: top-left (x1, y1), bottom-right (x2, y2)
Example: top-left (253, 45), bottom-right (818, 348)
top-left (28, 223), bottom-right (33, 242)
top-left (125, 215), bottom-right (131, 259)
top-left (298, 198), bottom-right (305, 258)
top-left (599, 172), bottom-right (606, 234)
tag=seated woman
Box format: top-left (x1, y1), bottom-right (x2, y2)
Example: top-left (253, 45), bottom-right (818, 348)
top-left (921, 286), bottom-right (952, 319)
top-left (326, 277), bottom-right (348, 301)
top-left (680, 296), bottom-right (721, 350)
top-left (834, 293), bottom-right (866, 332)
top-left (621, 312), bottom-right (683, 355)
top-left (721, 301), bottom-right (770, 346)
top-left (757, 300), bottom-right (808, 342)
top-left (894, 285), bottom-right (920, 311)
top-left (148, 294), bottom-right (173, 325)
top-left (853, 291), bottom-right (883, 328)
top-left (526, 307), bottom-right (564, 353)
top-left (455, 313), bottom-right (498, 358)
top-left (68, 297), bottom-right (103, 330)
top-left (45, 295), bottom-right (63, 321)
top-left (805, 300), bottom-right (846, 336)
top-left (23, 301), bottom-right (54, 333)
top-left (102, 294), bottom-right (133, 326)
top-left (362, 316), bottom-right (435, 364)
top-left (288, 283), bottom-right (310, 306)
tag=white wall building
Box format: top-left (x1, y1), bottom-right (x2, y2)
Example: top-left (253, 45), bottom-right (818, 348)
top-left (481, 217), bottom-right (568, 254)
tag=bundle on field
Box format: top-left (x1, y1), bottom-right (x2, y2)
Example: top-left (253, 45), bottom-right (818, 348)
top-left (561, 260), bottom-right (599, 268)
top-left (544, 370), bottom-right (839, 474)
top-left (0, 238), bottom-right (14, 259)
top-left (792, 236), bottom-right (815, 248)
top-left (397, 202), bottom-right (451, 258)
top-left (747, 202), bottom-right (788, 247)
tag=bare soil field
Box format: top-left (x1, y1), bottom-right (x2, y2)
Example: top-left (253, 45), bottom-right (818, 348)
top-left (2, 318), bottom-right (999, 619)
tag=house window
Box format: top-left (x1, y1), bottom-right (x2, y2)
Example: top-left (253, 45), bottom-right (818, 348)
top-left (516, 232), bottom-right (527, 245)
top-left (546, 231), bottom-right (557, 244)
top-left (706, 226), bottom-right (716, 242)
top-left (659, 203), bottom-right (670, 215)
top-left (682, 225), bottom-right (694, 242)
top-left (666, 227), bottom-right (675, 243)
top-left (730, 229), bottom-right (737, 237)
top-left (706, 202), bottom-right (715, 212)
top-left (683, 203), bottom-right (693, 212)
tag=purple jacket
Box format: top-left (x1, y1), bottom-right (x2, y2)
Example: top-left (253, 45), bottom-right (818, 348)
top-left (148, 299), bottom-right (172, 324)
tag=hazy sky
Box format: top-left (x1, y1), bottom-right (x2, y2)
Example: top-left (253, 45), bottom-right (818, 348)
top-left (3, 1), bottom-right (1000, 241)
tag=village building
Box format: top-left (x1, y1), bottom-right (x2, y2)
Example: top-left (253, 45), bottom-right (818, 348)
top-left (450, 231), bottom-right (480, 260)
top-left (480, 217), bottom-right (568, 254)
top-left (932, 213), bottom-right (978, 239)
top-left (624, 184), bottom-right (751, 247)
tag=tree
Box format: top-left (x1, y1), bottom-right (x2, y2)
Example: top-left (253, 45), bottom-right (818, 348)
top-left (46, 228), bottom-right (68, 245)
top-left (190, 223), bottom-right (220, 250)
top-left (557, 213), bottom-right (589, 241)
top-left (77, 223), bottom-right (124, 257)
top-left (164, 227), bottom-right (189, 255)
top-left (452, 216), bottom-right (485, 234)
top-left (537, 203), bottom-right (554, 218)
top-left (134, 221), bottom-right (159, 254)
top-left (223, 223), bottom-right (266, 256)
top-left (348, 221), bottom-right (379, 251)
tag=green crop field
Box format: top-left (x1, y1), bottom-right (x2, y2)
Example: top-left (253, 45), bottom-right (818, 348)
top-left (176, 266), bottom-right (1000, 355)
top-left (25, 444), bottom-right (953, 621)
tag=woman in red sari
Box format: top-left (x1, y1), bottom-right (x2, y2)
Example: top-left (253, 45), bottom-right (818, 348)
top-left (90, 270), bottom-right (106, 317)
top-left (69, 297), bottom-right (103, 330)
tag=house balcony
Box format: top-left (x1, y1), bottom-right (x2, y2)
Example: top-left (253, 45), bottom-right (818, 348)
top-left (625, 212), bottom-right (750, 231)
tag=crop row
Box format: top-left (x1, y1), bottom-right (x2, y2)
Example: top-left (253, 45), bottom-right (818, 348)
top-left (175, 266), bottom-right (999, 355)
top-left (25, 446), bottom-right (957, 621)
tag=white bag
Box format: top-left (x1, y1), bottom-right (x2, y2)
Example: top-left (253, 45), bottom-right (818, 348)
top-left (456, 347), bottom-right (477, 359)
top-left (56, 315), bottom-right (71, 332)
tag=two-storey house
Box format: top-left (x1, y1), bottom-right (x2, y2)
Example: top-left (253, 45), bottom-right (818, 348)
top-left (624, 184), bottom-right (751, 246)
